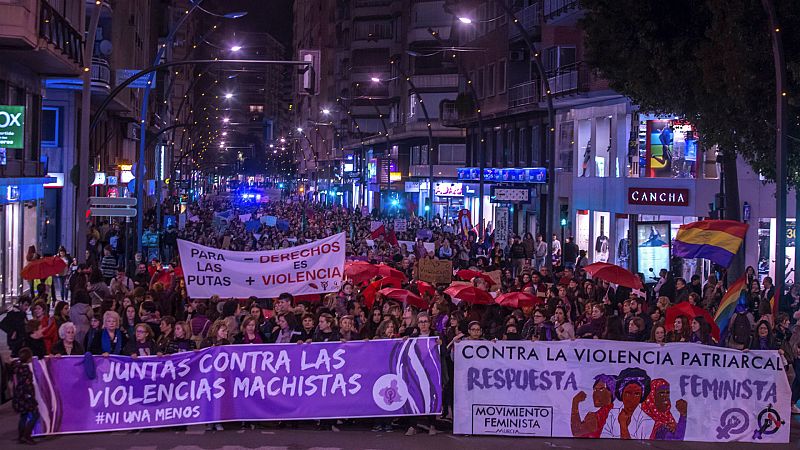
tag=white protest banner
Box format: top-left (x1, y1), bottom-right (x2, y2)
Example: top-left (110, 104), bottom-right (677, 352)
top-left (454, 340), bottom-right (789, 443)
top-left (178, 233), bottom-right (345, 298)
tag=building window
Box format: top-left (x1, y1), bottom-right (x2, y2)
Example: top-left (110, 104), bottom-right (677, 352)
top-left (249, 104), bottom-right (264, 113)
top-left (408, 93), bottom-right (417, 120)
top-left (486, 63), bottom-right (495, 97)
top-left (545, 46), bottom-right (577, 72)
top-left (41, 106), bottom-right (62, 148)
top-left (477, 3), bottom-right (487, 36)
top-left (506, 129), bottom-right (514, 165)
top-left (477, 67), bottom-right (485, 98)
top-left (497, 59), bottom-right (507, 93)
top-left (439, 144), bottom-right (466, 164)
top-left (519, 128), bottom-right (528, 166)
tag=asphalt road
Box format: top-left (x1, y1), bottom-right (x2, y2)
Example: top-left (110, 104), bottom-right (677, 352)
top-left (2, 404), bottom-right (798, 450)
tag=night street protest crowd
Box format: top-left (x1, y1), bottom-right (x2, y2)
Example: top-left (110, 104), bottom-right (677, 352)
top-left (3, 194), bottom-right (800, 443)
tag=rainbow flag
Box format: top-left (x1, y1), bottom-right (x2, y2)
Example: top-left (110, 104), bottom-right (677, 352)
top-left (673, 220), bottom-right (748, 268)
top-left (713, 275), bottom-right (748, 334)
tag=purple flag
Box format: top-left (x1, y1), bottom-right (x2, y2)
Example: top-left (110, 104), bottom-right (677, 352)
top-left (32, 338), bottom-right (441, 435)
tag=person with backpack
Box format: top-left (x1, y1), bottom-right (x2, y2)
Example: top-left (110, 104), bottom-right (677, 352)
top-left (189, 303), bottom-right (212, 346)
top-left (725, 305), bottom-right (755, 350)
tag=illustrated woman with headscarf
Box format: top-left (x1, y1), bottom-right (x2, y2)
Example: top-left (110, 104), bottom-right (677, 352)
top-left (571, 374), bottom-right (616, 438)
top-left (641, 378), bottom-right (687, 440)
top-left (602, 368), bottom-right (653, 439)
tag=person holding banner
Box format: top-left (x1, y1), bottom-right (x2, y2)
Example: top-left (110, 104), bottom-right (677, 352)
top-left (122, 323), bottom-right (157, 357)
top-left (87, 310), bottom-right (125, 356)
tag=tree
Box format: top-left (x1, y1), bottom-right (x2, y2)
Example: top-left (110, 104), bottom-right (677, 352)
top-left (582, 0), bottom-right (800, 187)
top-left (581, 0), bottom-right (800, 280)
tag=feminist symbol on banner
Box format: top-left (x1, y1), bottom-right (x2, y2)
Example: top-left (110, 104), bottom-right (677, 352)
top-left (752, 404), bottom-right (785, 440)
top-left (716, 407), bottom-right (749, 439)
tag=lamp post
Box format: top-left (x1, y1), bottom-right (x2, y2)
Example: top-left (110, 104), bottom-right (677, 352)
top-left (427, 20), bottom-right (487, 234)
top-left (76, 2), bottom-right (108, 263)
top-left (383, 60), bottom-right (437, 221)
top-left (762, 0), bottom-right (788, 314)
top-left (493, 1), bottom-right (557, 267)
top-left (135, 1), bottom-right (248, 257)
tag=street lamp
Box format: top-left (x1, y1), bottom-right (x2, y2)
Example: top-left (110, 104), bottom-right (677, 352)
top-left (224, 92), bottom-right (233, 99)
top-left (222, 117), bottom-right (230, 123)
top-left (230, 45), bottom-right (242, 52)
top-left (296, 127), bottom-right (303, 133)
top-left (321, 108), bottom-right (331, 115)
top-left (370, 77), bottom-right (381, 83)
top-left (458, 17), bottom-right (472, 24)
top-left (221, 131), bottom-right (227, 136)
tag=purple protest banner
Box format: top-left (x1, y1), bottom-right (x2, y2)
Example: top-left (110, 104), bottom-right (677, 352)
top-left (31, 338), bottom-right (441, 435)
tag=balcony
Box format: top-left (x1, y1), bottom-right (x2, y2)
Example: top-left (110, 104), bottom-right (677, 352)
top-left (353, 0), bottom-right (394, 17)
top-left (542, 0), bottom-right (581, 23)
top-left (90, 57), bottom-right (110, 93)
top-left (0, 0), bottom-right (84, 75)
top-left (508, 80), bottom-right (541, 108)
top-left (508, 2), bottom-right (541, 40)
top-left (546, 62), bottom-right (589, 95)
top-left (410, 74), bottom-right (459, 89)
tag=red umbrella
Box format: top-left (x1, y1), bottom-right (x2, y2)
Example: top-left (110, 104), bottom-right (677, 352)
top-left (495, 292), bottom-right (542, 309)
top-left (415, 280), bottom-right (436, 297)
top-left (455, 269), bottom-right (495, 286)
top-left (376, 264), bottom-right (407, 282)
top-left (344, 262), bottom-right (407, 285)
top-left (21, 256), bottom-right (67, 281)
top-left (444, 285), bottom-right (494, 305)
top-left (344, 261), bottom-right (379, 285)
top-left (363, 277), bottom-right (404, 308)
top-left (665, 302), bottom-right (720, 341)
top-left (378, 288), bottom-right (427, 309)
top-left (583, 262), bottom-right (643, 290)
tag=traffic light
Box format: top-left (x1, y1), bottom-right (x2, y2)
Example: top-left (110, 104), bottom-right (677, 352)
top-left (560, 204), bottom-right (569, 227)
top-left (424, 198), bottom-right (431, 212)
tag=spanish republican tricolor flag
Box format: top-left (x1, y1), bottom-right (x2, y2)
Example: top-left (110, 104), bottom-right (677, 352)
top-left (673, 220), bottom-right (748, 268)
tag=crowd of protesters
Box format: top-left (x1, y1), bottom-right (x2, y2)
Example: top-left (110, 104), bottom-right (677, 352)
top-left (3, 194), bottom-right (800, 443)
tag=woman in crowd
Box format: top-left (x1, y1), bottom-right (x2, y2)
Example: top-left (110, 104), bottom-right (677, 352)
top-left (201, 320), bottom-right (231, 348)
top-left (553, 305), bottom-right (575, 341)
top-left (313, 313), bottom-right (340, 342)
top-left (121, 304), bottom-right (139, 341)
top-left (338, 315), bottom-right (361, 341)
top-left (51, 322), bottom-right (85, 355)
top-left (689, 316), bottom-right (713, 345)
top-left (650, 324), bottom-right (668, 345)
top-left (53, 301), bottom-right (71, 329)
top-left (625, 317), bottom-right (647, 342)
top-left (297, 313), bottom-right (317, 343)
top-left (164, 320), bottom-right (196, 353)
top-left (235, 315), bottom-right (266, 344)
top-left (667, 316), bottom-right (691, 343)
top-left (123, 323), bottom-right (158, 357)
top-left (272, 313), bottom-right (301, 343)
top-left (576, 303), bottom-right (605, 339)
top-left (88, 310), bottom-right (125, 355)
top-left (750, 320), bottom-right (779, 351)
top-left (156, 316), bottom-right (176, 354)
top-left (31, 301), bottom-right (57, 354)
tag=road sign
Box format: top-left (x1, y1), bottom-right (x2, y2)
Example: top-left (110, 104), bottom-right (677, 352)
top-left (89, 207), bottom-right (137, 217)
top-left (89, 197), bottom-right (137, 207)
top-left (115, 69), bottom-right (156, 89)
